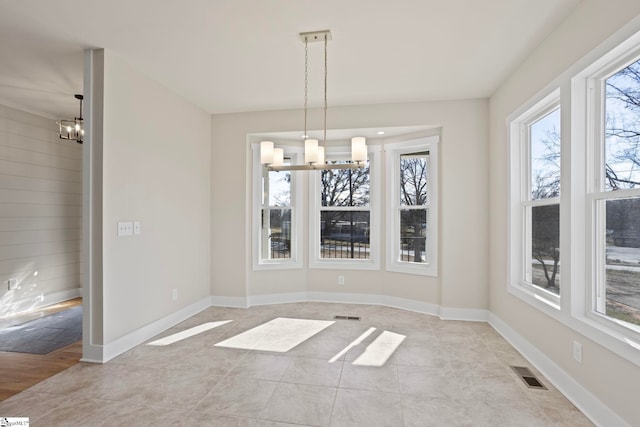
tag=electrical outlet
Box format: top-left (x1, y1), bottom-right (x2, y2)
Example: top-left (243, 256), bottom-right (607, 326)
top-left (172, 288), bottom-right (178, 301)
top-left (338, 275), bottom-right (345, 285)
top-left (133, 221), bottom-right (141, 235)
top-left (117, 221), bottom-right (134, 237)
top-left (7, 278), bottom-right (18, 290)
top-left (573, 340), bottom-right (583, 364)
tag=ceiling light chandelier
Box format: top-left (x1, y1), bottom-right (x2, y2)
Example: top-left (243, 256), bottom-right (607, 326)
top-left (261, 30), bottom-right (366, 171)
top-left (57, 94), bottom-right (84, 144)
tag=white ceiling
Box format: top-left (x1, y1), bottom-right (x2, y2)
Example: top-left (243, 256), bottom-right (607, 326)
top-left (0, 0), bottom-right (581, 119)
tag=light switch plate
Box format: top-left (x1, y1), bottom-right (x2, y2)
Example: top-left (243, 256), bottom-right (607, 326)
top-left (133, 221), bottom-right (141, 235)
top-left (7, 278), bottom-right (18, 290)
top-left (118, 221), bottom-right (134, 236)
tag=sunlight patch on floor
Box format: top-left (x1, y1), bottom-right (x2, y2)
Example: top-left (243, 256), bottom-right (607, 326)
top-left (215, 317), bottom-right (334, 352)
top-left (329, 327), bottom-right (377, 363)
top-left (147, 320), bottom-right (233, 346)
top-left (352, 330), bottom-right (406, 367)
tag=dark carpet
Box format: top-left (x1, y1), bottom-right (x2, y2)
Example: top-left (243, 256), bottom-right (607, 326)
top-left (0, 306), bottom-right (82, 354)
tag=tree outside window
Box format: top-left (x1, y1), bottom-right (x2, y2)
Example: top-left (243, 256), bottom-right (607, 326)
top-left (320, 163), bottom-right (371, 259)
top-left (386, 136), bottom-right (438, 276)
top-left (399, 152), bottom-right (428, 263)
top-left (261, 163), bottom-right (292, 260)
top-left (527, 108), bottom-right (561, 294)
top-left (597, 57), bottom-right (640, 327)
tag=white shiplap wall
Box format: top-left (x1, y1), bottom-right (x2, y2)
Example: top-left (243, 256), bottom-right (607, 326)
top-left (0, 104), bottom-right (82, 316)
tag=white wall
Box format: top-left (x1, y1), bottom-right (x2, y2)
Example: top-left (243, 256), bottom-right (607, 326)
top-left (97, 51), bottom-right (212, 344)
top-left (211, 99), bottom-right (489, 312)
top-left (489, 1), bottom-right (640, 425)
top-left (0, 105), bottom-right (82, 316)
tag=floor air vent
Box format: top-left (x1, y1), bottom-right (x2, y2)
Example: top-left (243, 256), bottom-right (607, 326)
top-left (510, 366), bottom-right (547, 390)
top-left (334, 315), bottom-right (361, 321)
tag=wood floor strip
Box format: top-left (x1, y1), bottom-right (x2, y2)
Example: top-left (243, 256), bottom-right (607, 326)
top-left (0, 299), bottom-right (82, 402)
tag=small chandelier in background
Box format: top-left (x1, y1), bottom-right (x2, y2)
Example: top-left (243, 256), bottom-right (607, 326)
top-left (261, 30), bottom-right (367, 171)
top-left (58, 94), bottom-right (84, 144)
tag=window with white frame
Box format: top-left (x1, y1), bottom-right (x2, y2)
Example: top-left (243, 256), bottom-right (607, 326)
top-left (252, 144), bottom-right (302, 269)
top-left (386, 136), bottom-right (438, 276)
top-left (588, 53), bottom-right (640, 332)
top-left (310, 146), bottom-right (380, 269)
top-left (508, 27), bottom-right (640, 365)
top-left (509, 91), bottom-right (561, 306)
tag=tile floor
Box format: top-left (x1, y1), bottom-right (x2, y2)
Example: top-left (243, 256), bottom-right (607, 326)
top-left (0, 302), bottom-right (593, 426)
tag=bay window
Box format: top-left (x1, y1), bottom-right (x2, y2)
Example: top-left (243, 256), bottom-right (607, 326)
top-left (310, 146), bottom-right (380, 269)
top-left (252, 144), bottom-right (302, 269)
top-left (386, 136), bottom-right (438, 276)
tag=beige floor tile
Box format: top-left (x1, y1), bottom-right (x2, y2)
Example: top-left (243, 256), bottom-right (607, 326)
top-left (448, 357), bottom-right (507, 380)
top-left (187, 411), bottom-right (253, 426)
top-left (28, 362), bottom-right (111, 397)
top-left (110, 338), bottom-right (207, 368)
top-left (541, 406), bottom-right (595, 426)
top-left (1, 302), bottom-right (596, 426)
top-left (169, 346), bottom-right (247, 377)
top-left (0, 391), bottom-right (67, 422)
top-left (463, 398), bottom-right (553, 427)
top-left (32, 397), bottom-right (131, 427)
top-left (260, 382), bottom-right (336, 426)
top-left (188, 412), bottom-right (314, 426)
top-left (286, 336), bottom-right (351, 360)
top-left (280, 356), bottom-right (344, 387)
top-left (80, 364), bottom-right (157, 402)
top-left (126, 368), bottom-right (222, 410)
top-left (339, 363), bottom-right (400, 393)
top-left (397, 365), bottom-right (460, 399)
top-left (392, 343), bottom-right (449, 368)
top-left (248, 419), bottom-right (315, 426)
top-left (96, 403), bottom-right (191, 427)
top-left (330, 388), bottom-right (403, 427)
top-left (402, 394), bottom-right (473, 427)
top-left (459, 374), bottom-right (530, 405)
top-left (194, 376), bottom-right (277, 418)
top-left (227, 353), bottom-right (294, 381)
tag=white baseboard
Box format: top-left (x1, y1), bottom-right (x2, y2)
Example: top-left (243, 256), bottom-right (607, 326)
top-left (440, 306), bottom-right (489, 322)
top-left (101, 296), bottom-right (212, 363)
top-left (249, 292), bottom-right (307, 306)
top-left (307, 291), bottom-right (383, 305)
top-left (236, 291), bottom-right (482, 323)
top-left (210, 295), bottom-right (248, 308)
top-left (489, 313), bottom-right (630, 427)
top-left (230, 291), bottom-right (475, 323)
top-left (80, 344), bottom-right (104, 364)
top-left (382, 295), bottom-right (440, 317)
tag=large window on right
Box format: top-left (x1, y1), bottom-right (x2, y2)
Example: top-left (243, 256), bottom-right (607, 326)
top-left (509, 28), bottom-right (640, 365)
top-left (590, 55), bottom-right (640, 331)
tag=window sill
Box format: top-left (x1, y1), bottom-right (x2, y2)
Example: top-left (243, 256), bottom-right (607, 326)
top-left (310, 259), bottom-right (380, 271)
top-left (508, 282), bottom-right (561, 313)
top-left (253, 260), bottom-right (303, 271)
top-left (387, 262), bottom-right (437, 277)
